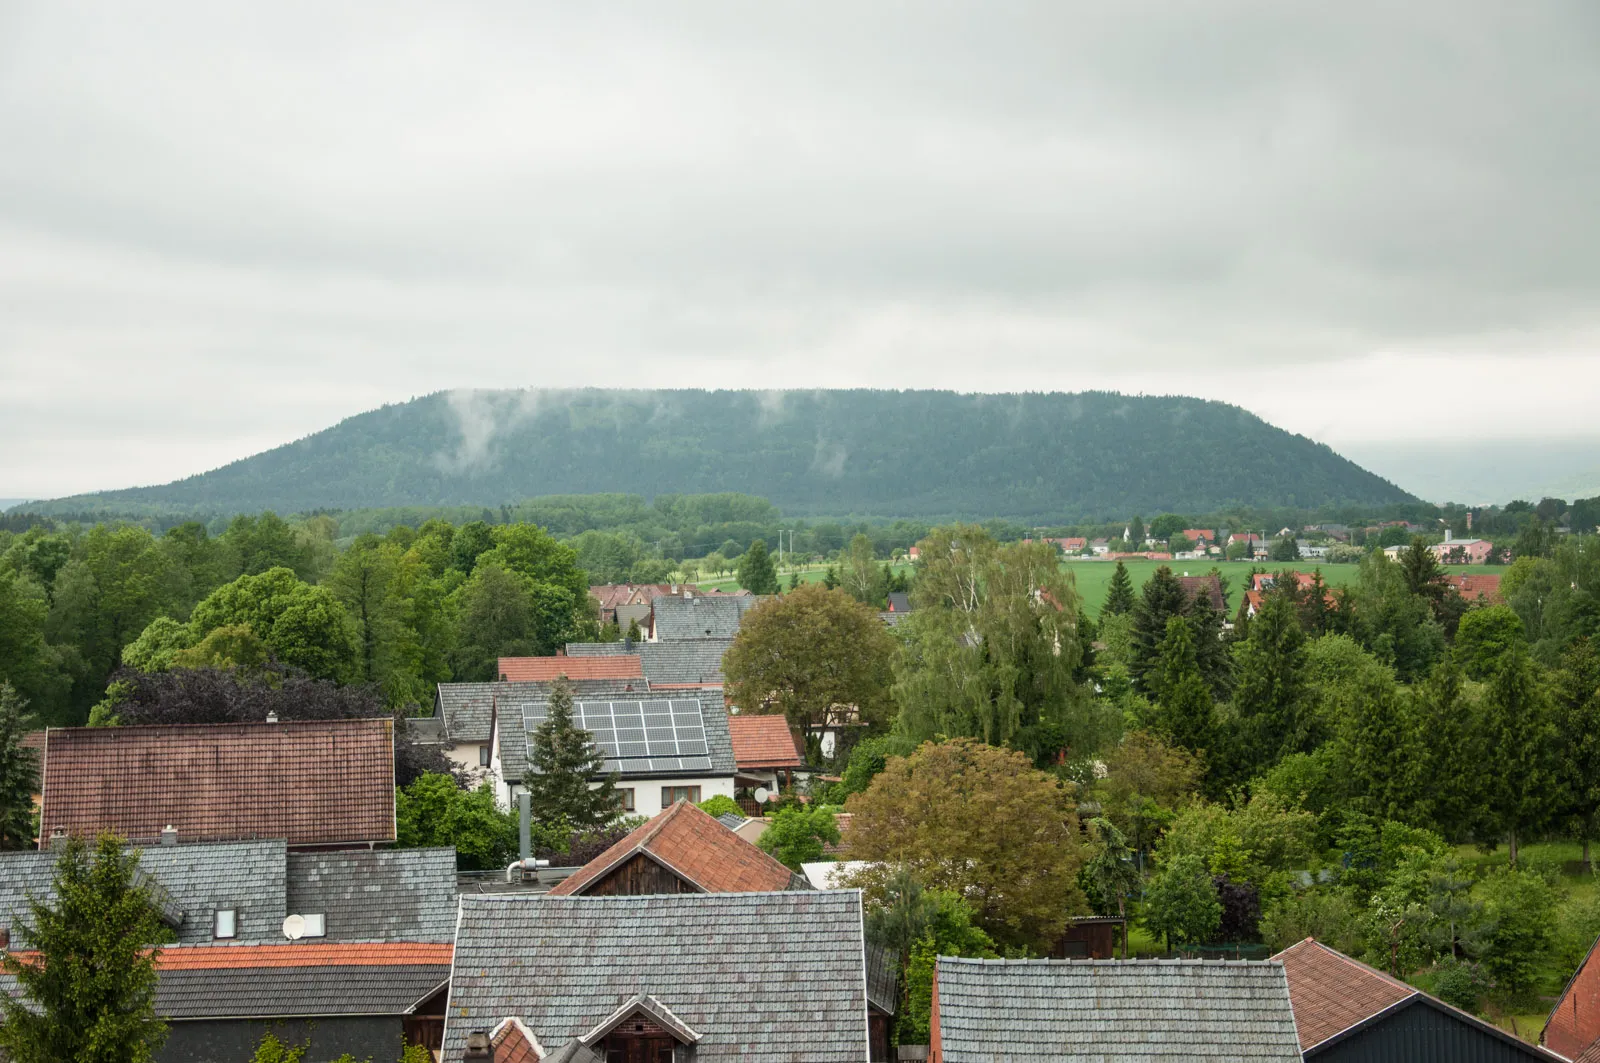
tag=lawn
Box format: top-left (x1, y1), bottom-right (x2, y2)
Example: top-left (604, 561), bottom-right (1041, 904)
top-left (694, 562), bottom-right (915, 594)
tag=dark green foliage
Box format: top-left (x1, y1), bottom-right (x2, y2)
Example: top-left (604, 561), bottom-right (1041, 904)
top-left (0, 683), bottom-right (39, 849)
top-left (1410, 662), bottom-right (1481, 841)
top-left (1103, 560), bottom-right (1135, 615)
top-left (396, 773), bottom-right (519, 871)
top-left (1454, 605), bottom-right (1526, 679)
top-left (0, 835), bottom-right (169, 1062)
top-left (1480, 644), bottom-right (1555, 865)
top-left (864, 870), bottom-right (997, 1042)
top-left (832, 734), bottom-right (918, 800)
top-left (1270, 536), bottom-right (1299, 561)
top-left (736, 538), bottom-right (779, 594)
top-left (1474, 868), bottom-right (1558, 995)
top-left (522, 680), bottom-right (620, 831)
top-left (1149, 619), bottom-right (1214, 758)
top-left (757, 805), bottom-right (840, 870)
top-left (1143, 853), bottom-right (1222, 949)
top-left (30, 390), bottom-right (1416, 521)
top-left (1230, 592), bottom-right (1310, 777)
top-left (1130, 566), bottom-right (1192, 693)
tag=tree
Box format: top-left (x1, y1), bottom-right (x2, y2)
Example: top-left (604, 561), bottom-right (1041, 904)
top-left (522, 680), bottom-right (620, 831)
top-left (1169, 533), bottom-right (1193, 555)
top-left (1474, 867), bottom-right (1558, 995)
top-left (736, 539), bottom-right (779, 595)
top-left (1103, 561), bottom-right (1135, 616)
top-left (696, 794), bottom-right (742, 820)
top-left (1129, 566), bottom-right (1190, 693)
top-left (396, 773), bottom-right (518, 871)
top-left (0, 834), bottom-right (169, 1062)
top-left (846, 738), bottom-right (1086, 951)
top-left (0, 683), bottom-right (40, 850)
top-left (327, 536), bottom-right (425, 704)
top-left (1555, 639), bottom-right (1600, 868)
top-left (861, 870), bottom-right (996, 1042)
top-left (1128, 515), bottom-right (1146, 548)
top-left (1143, 853), bottom-right (1221, 950)
top-left (185, 567), bottom-right (356, 681)
top-left (1084, 818), bottom-right (1139, 956)
top-left (1332, 654), bottom-right (1420, 823)
top-left (1229, 590), bottom-right (1310, 778)
top-left (1410, 661), bottom-right (1481, 842)
top-left (1149, 618), bottom-right (1214, 757)
top-left (839, 533), bottom-right (885, 606)
top-left (1481, 644), bottom-right (1555, 865)
top-left (723, 584), bottom-right (897, 738)
top-left (1453, 605), bottom-right (1526, 680)
top-left (1270, 536), bottom-right (1300, 562)
top-left (0, 565), bottom-right (65, 721)
top-left (757, 805), bottom-right (840, 870)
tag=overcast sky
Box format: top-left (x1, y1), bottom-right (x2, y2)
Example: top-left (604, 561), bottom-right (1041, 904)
top-left (3, 2), bottom-right (1599, 500)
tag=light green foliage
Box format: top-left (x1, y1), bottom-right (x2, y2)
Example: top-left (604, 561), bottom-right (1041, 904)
top-left (185, 567), bottom-right (356, 680)
top-left (1155, 793), bottom-right (1316, 894)
top-left (0, 564), bottom-right (65, 720)
top-left (1454, 605), bottom-right (1526, 680)
top-left (1253, 748), bottom-right (1346, 821)
top-left (757, 805), bottom-right (840, 870)
top-left (522, 681), bottom-right (619, 832)
top-left (248, 1033), bottom-right (307, 1063)
top-left (1095, 731), bottom-right (1202, 858)
top-left (840, 534), bottom-right (884, 606)
top-left (1143, 853), bottom-right (1222, 949)
top-left (696, 794), bottom-right (742, 819)
top-left (736, 538), bottom-right (779, 595)
top-left (396, 773), bottom-right (519, 871)
top-left (120, 616), bottom-right (192, 672)
top-left (0, 683), bottom-right (40, 849)
top-left (0, 835), bottom-right (169, 1062)
top-left (1474, 867), bottom-right (1559, 996)
top-left (1260, 891), bottom-right (1364, 955)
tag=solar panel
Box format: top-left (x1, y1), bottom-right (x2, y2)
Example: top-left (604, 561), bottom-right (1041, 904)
top-left (522, 698), bottom-right (711, 773)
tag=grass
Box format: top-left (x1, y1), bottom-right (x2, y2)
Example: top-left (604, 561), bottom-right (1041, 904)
top-left (693, 562), bottom-right (914, 594)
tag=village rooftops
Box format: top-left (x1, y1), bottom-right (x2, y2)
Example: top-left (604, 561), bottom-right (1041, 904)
top-left (498, 689), bottom-right (734, 782)
top-left (1176, 573), bottom-right (1226, 613)
top-left (930, 957), bottom-right (1301, 1062)
top-left (549, 800), bottom-right (802, 896)
top-left (640, 639), bottom-right (734, 685)
top-left (727, 715), bottom-right (804, 770)
top-left (498, 655), bottom-right (644, 683)
top-left (442, 890), bottom-right (871, 1061)
top-left (39, 718), bottom-right (395, 847)
top-left (651, 593), bottom-right (760, 640)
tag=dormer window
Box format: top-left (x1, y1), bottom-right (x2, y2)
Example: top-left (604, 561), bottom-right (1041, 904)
top-left (213, 909), bottom-right (236, 939)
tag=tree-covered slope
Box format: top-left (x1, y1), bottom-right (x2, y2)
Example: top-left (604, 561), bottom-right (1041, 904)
top-left (34, 389), bottom-right (1414, 520)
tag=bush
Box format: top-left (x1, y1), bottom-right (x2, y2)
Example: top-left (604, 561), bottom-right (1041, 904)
top-left (758, 806), bottom-right (840, 870)
top-left (1430, 958), bottom-right (1489, 1014)
top-left (697, 794), bottom-right (743, 820)
top-left (1259, 891), bottom-right (1363, 955)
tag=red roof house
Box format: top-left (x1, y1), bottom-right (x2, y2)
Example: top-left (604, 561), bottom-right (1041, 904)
top-left (498, 655), bottom-right (644, 683)
top-left (39, 719), bottom-right (395, 848)
top-left (1546, 934), bottom-right (1600, 1059)
top-left (1177, 574), bottom-right (1226, 613)
top-left (727, 716), bottom-right (805, 772)
top-left (1449, 573), bottom-right (1503, 604)
top-left (548, 800), bottom-right (800, 897)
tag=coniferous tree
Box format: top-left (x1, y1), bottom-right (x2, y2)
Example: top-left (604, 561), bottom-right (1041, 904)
top-left (1553, 639), bottom-right (1600, 867)
top-left (0, 835), bottom-right (169, 1062)
top-left (1103, 561), bottom-right (1135, 616)
top-left (736, 539), bottom-right (780, 595)
top-left (1150, 619), bottom-right (1214, 758)
top-left (1482, 643), bottom-right (1555, 866)
top-left (1128, 515), bottom-right (1145, 548)
top-left (522, 680), bottom-right (620, 831)
top-left (1411, 661), bottom-right (1481, 842)
top-left (1130, 567), bottom-right (1191, 693)
top-left (1230, 591), bottom-right (1310, 778)
top-left (0, 683), bottom-right (39, 851)
top-left (1336, 660), bottom-right (1420, 823)
top-left (1186, 588), bottom-right (1233, 699)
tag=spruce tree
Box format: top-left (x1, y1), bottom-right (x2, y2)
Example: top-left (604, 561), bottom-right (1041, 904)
top-left (1482, 643), bottom-right (1554, 866)
top-left (0, 835), bottom-right (168, 1062)
top-left (522, 680), bottom-right (621, 831)
top-left (1130, 566), bottom-right (1190, 692)
top-left (1128, 516), bottom-right (1145, 548)
top-left (1413, 661), bottom-right (1481, 842)
top-left (1554, 638), bottom-right (1600, 867)
top-left (0, 683), bottom-right (40, 851)
top-left (737, 539), bottom-right (779, 594)
top-left (1151, 618), bottom-right (1214, 757)
top-left (1231, 591), bottom-right (1310, 777)
top-left (1103, 561), bottom-right (1135, 616)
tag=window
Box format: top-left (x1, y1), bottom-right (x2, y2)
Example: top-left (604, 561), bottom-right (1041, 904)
top-left (213, 909), bottom-right (236, 940)
top-left (661, 786), bottom-right (701, 807)
top-left (617, 788), bottom-right (636, 812)
top-left (302, 913), bottom-right (326, 938)
top-left (478, 744), bottom-right (491, 767)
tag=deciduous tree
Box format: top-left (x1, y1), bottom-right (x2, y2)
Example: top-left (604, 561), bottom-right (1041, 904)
top-left (0, 682), bottom-right (39, 850)
top-left (757, 805), bottom-right (839, 870)
top-left (1143, 853), bottom-right (1221, 950)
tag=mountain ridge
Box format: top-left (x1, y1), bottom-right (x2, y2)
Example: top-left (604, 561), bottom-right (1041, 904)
top-left (25, 388), bottom-right (1416, 521)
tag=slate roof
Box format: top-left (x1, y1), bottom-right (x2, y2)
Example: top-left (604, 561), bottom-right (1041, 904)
top-left (886, 592), bottom-right (911, 613)
top-left (878, 611), bottom-right (908, 627)
top-left (499, 690), bottom-right (735, 782)
top-left (0, 840), bottom-right (287, 946)
top-left (155, 942), bottom-right (451, 1019)
top-left (932, 957), bottom-right (1301, 1061)
top-left (285, 847), bottom-right (456, 943)
top-left (498, 656), bottom-right (644, 683)
top-left (867, 942), bottom-right (899, 1016)
top-left (727, 715), bottom-right (804, 770)
top-left (40, 719), bottom-right (396, 847)
top-left (565, 642), bottom-right (638, 657)
top-left (549, 800), bottom-right (799, 896)
top-left (640, 639), bottom-right (734, 685)
top-left (651, 595), bottom-right (760, 640)
top-left (443, 891), bottom-right (870, 1061)
top-left (435, 681), bottom-right (500, 743)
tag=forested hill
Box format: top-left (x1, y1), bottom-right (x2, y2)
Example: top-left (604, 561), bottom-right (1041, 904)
top-left (32, 389), bottom-right (1414, 521)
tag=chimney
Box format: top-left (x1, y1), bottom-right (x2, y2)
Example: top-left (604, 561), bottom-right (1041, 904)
top-left (48, 827), bottom-right (67, 851)
top-left (1445, 529), bottom-right (1453, 543)
top-left (463, 1031), bottom-right (493, 1060)
top-left (265, 710), bottom-right (279, 724)
top-left (160, 825), bottom-right (177, 846)
top-left (518, 792), bottom-right (532, 865)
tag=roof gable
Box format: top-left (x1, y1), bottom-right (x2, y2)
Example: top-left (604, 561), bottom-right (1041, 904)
top-left (443, 891), bottom-right (869, 1062)
top-left (40, 719), bottom-right (395, 847)
top-left (727, 715), bottom-right (804, 769)
top-left (651, 595), bottom-right (759, 640)
top-left (933, 957), bottom-right (1301, 1061)
top-left (550, 800), bottom-right (796, 896)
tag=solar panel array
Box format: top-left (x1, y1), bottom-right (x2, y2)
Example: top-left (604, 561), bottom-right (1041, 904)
top-left (522, 699), bottom-right (712, 774)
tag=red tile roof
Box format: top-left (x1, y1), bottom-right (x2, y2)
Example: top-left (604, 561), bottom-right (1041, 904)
top-left (823, 812), bottom-right (853, 856)
top-left (18, 731), bottom-right (45, 754)
top-left (492, 1017), bottom-right (543, 1063)
top-left (156, 942), bottom-right (453, 970)
top-left (40, 719), bottom-right (395, 846)
top-left (1450, 573), bottom-right (1503, 603)
top-left (728, 715), bottom-right (804, 769)
top-left (1272, 938), bottom-right (1414, 1050)
top-left (1177, 574), bottom-right (1225, 612)
top-left (1547, 934), bottom-right (1600, 1059)
top-left (498, 656), bottom-right (643, 682)
top-left (549, 800), bottom-right (796, 896)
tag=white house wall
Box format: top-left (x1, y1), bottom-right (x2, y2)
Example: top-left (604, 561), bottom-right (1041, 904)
top-left (503, 775), bottom-right (736, 820)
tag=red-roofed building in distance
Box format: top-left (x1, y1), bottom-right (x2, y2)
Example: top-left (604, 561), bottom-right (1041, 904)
top-left (1448, 573), bottom-right (1503, 604)
top-left (497, 655), bottom-right (644, 683)
top-left (727, 714), bottom-right (807, 800)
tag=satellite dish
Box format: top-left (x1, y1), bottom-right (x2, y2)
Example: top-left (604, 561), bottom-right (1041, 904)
top-left (753, 787), bottom-right (772, 804)
top-left (281, 914), bottom-right (306, 941)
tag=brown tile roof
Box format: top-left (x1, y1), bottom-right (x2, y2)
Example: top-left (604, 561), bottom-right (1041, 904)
top-left (1547, 934), bottom-right (1600, 1059)
top-left (823, 812), bottom-right (852, 856)
top-left (728, 715), bottom-right (804, 770)
top-left (498, 656), bottom-right (643, 683)
top-left (1451, 573), bottom-right (1504, 603)
top-left (40, 719), bottom-right (395, 847)
top-left (549, 800), bottom-right (797, 896)
top-left (18, 731), bottom-right (45, 754)
top-left (1272, 938), bottom-right (1413, 1050)
top-left (492, 1017), bottom-right (544, 1063)
top-left (155, 942), bottom-right (452, 970)
top-left (1177, 574), bottom-right (1225, 612)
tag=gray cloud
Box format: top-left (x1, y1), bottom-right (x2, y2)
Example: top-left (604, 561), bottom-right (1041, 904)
top-left (1, 2), bottom-right (1598, 497)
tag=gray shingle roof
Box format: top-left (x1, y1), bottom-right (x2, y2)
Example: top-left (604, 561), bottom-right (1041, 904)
top-left (867, 942), bottom-right (899, 1016)
top-left (443, 891), bottom-right (869, 1061)
top-left (565, 642), bottom-right (637, 657)
top-left (933, 958), bottom-right (1301, 1061)
top-left (640, 639), bottom-right (734, 685)
top-left (0, 841), bottom-right (287, 947)
top-left (158, 963), bottom-right (449, 1019)
top-left (435, 681), bottom-right (500, 742)
top-left (285, 848), bottom-right (456, 943)
top-left (499, 690), bottom-right (735, 783)
top-left (651, 596), bottom-right (759, 640)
